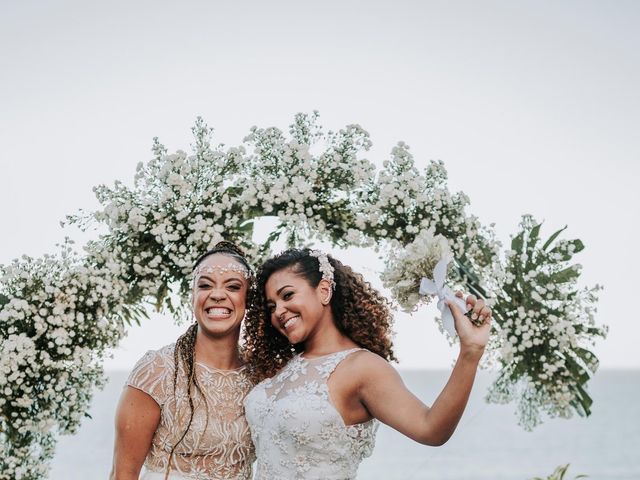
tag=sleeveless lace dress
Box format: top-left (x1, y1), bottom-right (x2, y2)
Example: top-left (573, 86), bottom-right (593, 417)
top-left (244, 348), bottom-right (378, 480)
top-left (126, 344), bottom-right (255, 480)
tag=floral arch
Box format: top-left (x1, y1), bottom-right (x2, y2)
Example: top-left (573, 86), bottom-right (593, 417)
top-left (0, 113), bottom-right (606, 479)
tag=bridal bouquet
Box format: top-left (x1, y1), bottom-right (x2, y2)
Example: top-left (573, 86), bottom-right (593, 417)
top-left (381, 227), bottom-right (452, 313)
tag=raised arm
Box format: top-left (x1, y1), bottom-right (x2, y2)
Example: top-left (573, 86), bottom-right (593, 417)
top-left (358, 294), bottom-right (491, 446)
top-left (109, 386), bottom-right (161, 480)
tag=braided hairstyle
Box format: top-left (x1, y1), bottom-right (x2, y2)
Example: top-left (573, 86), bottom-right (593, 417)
top-left (165, 241), bottom-right (254, 479)
top-left (243, 249), bottom-right (396, 383)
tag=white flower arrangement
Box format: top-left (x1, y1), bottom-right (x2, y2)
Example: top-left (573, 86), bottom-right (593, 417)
top-left (381, 228), bottom-right (452, 313)
top-left (0, 243), bottom-right (127, 478)
top-left (0, 114), bottom-right (607, 476)
top-left (484, 215), bottom-right (606, 430)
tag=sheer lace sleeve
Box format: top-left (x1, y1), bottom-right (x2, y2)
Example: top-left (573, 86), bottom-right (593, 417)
top-left (126, 344), bottom-right (176, 407)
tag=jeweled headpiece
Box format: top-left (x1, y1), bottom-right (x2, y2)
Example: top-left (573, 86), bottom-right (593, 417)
top-left (193, 263), bottom-right (252, 280)
top-left (309, 250), bottom-right (335, 289)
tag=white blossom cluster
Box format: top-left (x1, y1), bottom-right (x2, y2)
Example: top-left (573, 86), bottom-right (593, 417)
top-left (354, 142), bottom-right (492, 263)
top-left (380, 227), bottom-right (452, 313)
top-left (0, 114), bottom-right (606, 472)
top-left (71, 121), bottom-right (264, 315)
top-left (0, 244), bottom-right (128, 479)
top-left (485, 216), bottom-right (607, 430)
top-left (0, 434), bottom-right (55, 480)
top-left (242, 119), bottom-right (378, 249)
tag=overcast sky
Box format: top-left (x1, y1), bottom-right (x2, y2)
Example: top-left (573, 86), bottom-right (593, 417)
top-left (1, 0), bottom-right (638, 369)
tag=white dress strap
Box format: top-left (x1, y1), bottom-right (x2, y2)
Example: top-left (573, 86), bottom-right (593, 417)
top-left (311, 347), bottom-right (364, 380)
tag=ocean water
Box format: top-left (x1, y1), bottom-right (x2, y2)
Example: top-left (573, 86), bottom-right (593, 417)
top-left (49, 370), bottom-right (640, 480)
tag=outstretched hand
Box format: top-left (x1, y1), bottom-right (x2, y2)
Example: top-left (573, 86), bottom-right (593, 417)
top-left (447, 292), bottom-right (492, 356)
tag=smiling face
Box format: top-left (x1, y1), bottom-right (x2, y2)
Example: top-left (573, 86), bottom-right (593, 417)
top-left (192, 253), bottom-right (249, 340)
top-left (264, 267), bottom-right (332, 345)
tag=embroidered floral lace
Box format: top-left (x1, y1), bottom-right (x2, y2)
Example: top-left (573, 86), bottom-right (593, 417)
top-left (126, 344), bottom-right (255, 480)
top-left (244, 348), bottom-right (378, 480)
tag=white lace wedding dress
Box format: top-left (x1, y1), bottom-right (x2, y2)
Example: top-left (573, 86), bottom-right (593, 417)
top-left (244, 348), bottom-right (378, 480)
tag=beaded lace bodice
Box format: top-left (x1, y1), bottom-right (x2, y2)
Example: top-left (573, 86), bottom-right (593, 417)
top-left (244, 348), bottom-right (378, 480)
top-left (126, 344), bottom-right (255, 480)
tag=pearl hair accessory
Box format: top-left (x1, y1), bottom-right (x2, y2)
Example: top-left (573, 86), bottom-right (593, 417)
top-left (193, 263), bottom-right (252, 280)
top-left (309, 250), bottom-right (336, 290)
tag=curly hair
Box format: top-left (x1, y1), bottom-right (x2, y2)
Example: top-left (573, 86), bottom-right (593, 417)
top-left (166, 240), bottom-right (256, 479)
top-left (243, 249), bottom-right (396, 383)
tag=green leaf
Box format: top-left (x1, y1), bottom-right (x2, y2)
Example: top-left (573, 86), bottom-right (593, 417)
top-left (119, 303), bottom-right (149, 327)
top-left (155, 284), bottom-right (169, 312)
top-left (578, 388), bottom-right (593, 416)
top-left (549, 266), bottom-right (580, 284)
top-left (238, 219), bottom-right (254, 234)
top-left (542, 225), bottom-right (567, 251)
top-left (511, 231), bottom-right (524, 253)
top-left (528, 223), bottom-right (542, 250)
top-left (565, 356), bottom-right (590, 384)
top-left (571, 239), bottom-right (585, 254)
top-left (583, 326), bottom-right (607, 338)
top-left (547, 239), bottom-right (585, 262)
top-left (121, 311), bottom-right (139, 327)
top-left (574, 347), bottom-right (599, 372)
top-left (456, 258), bottom-right (481, 284)
top-left (164, 296), bottom-right (176, 314)
top-left (570, 382), bottom-right (593, 417)
top-left (547, 247), bottom-right (571, 262)
top-left (258, 224), bottom-right (285, 255)
top-left (528, 463), bottom-right (587, 480)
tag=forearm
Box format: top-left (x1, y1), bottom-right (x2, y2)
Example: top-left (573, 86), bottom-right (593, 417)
top-left (421, 347), bottom-right (483, 445)
top-left (109, 467), bottom-right (141, 480)
top-left (109, 449), bottom-right (147, 480)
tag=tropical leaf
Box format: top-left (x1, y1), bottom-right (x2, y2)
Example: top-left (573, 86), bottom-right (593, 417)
top-left (542, 225), bottom-right (567, 251)
top-left (530, 463), bottom-right (588, 480)
top-left (549, 266), bottom-right (580, 284)
top-left (511, 230), bottom-right (524, 253)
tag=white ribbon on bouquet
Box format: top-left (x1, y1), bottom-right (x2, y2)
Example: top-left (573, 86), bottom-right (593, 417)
top-left (418, 255), bottom-right (468, 338)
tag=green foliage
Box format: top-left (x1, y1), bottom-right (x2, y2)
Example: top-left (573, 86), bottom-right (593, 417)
top-left (486, 216), bottom-right (607, 429)
top-left (530, 463), bottom-right (588, 480)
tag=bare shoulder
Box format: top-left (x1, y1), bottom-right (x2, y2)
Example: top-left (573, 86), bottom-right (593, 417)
top-left (342, 349), bottom-right (400, 383)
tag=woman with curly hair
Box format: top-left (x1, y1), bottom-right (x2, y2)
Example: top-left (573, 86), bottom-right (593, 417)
top-left (243, 248), bottom-right (492, 480)
top-left (110, 242), bottom-right (256, 480)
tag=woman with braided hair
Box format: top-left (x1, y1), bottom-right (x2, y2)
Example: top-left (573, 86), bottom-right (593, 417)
top-left (243, 248), bottom-right (492, 480)
top-left (110, 242), bottom-right (256, 480)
